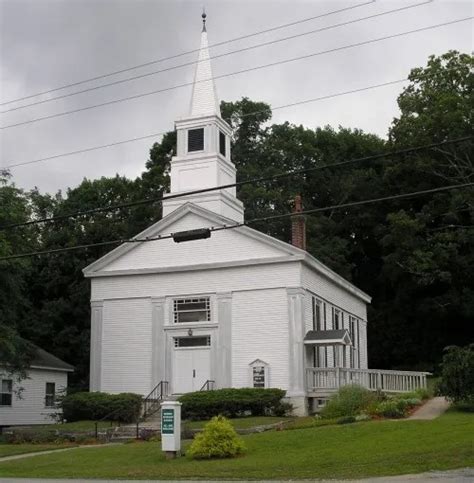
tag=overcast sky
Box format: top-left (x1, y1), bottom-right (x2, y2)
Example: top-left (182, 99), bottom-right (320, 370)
top-left (0, 0), bottom-right (472, 195)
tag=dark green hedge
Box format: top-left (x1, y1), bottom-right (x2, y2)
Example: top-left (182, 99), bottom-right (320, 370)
top-left (179, 388), bottom-right (287, 420)
top-left (61, 392), bottom-right (142, 422)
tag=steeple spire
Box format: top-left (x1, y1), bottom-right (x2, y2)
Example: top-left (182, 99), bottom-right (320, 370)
top-left (190, 10), bottom-right (220, 117)
top-left (202, 8), bottom-right (207, 32)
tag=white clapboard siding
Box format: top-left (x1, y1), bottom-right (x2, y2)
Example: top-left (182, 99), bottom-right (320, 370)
top-left (103, 213), bottom-right (284, 272)
top-left (231, 288), bottom-right (289, 389)
top-left (302, 265), bottom-right (367, 320)
top-left (101, 298), bottom-right (153, 395)
top-left (0, 369), bottom-right (67, 426)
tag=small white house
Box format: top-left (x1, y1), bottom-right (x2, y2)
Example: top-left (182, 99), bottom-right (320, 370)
top-left (83, 16), bottom-right (428, 415)
top-left (0, 344), bottom-right (73, 427)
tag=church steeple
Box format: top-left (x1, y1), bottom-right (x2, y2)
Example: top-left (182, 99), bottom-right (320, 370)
top-left (189, 10), bottom-right (221, 117)
top-left (161, 12), bottom-right (244, 223)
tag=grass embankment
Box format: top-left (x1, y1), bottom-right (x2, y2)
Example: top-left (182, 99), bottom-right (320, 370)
top-left (0, 409), bottom-right (472, 479)
top-left (10, 420), bottom-right (114, 432)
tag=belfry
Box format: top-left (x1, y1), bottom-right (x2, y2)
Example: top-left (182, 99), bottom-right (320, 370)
top-left (162, 12), bottom-right (244, 222)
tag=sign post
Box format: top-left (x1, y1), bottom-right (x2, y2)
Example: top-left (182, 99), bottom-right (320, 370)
top-left (160, 400), bottom-right (181, 459)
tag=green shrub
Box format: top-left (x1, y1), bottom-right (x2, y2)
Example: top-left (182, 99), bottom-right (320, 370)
top-left (187, 415), bottom-right (246, 459)
top-left (337, 416), bottom-right (356, 424)
top-left (61, 392), bottom-right (142, 422)
top-left (320, 385), bottom-right (376, 419)
top-left (179, 388), bottom-right (286, 420)
top-left (375, 399), bottom-right (409, 418)
top-left (439, 344), bottom-right (474, 407)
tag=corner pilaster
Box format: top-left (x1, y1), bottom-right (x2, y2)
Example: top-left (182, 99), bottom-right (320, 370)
top-left (90, 301), bottom-right (103, 392)
top-left (151, 297), bottom-right (166, 389)
top-left (287, 288), bottom-right (306, 397)
top-left (216, 292), bottom-right (232, 388)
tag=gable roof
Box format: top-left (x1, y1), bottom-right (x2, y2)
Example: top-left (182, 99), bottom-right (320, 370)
top-left (304, 329), bottom-right (352, 345)
top-left (83, 203), bottom-right (371, 303)
top-left (30, 344), bottom-right (74, 372)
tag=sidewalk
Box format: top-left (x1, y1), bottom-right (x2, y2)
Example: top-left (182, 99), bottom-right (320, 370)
top-left (408, 397), bottom-right (450, 420)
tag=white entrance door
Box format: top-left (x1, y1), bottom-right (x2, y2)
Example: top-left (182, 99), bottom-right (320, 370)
top-left (173, 348), bottom-right (211, 394)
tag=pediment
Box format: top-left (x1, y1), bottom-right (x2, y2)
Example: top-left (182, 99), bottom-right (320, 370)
top-left (83, 203), bottom-right (303, 276)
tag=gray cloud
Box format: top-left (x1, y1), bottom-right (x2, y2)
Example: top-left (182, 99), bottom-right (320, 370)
top-left (1, 0), bottom-right (472, 194)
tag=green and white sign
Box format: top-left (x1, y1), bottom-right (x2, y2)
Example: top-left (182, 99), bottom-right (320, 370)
top-left (162, 408), bottom-right (175, 434)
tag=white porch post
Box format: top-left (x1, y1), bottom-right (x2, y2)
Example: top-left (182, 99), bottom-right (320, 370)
top-left (287, 287), bottom-right (307, 416)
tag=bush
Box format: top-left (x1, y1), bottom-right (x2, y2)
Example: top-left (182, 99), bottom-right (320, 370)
top-left (375, 399), bottom-right (409, 418)
top-left (337, 416), bottom-right (356, 424)
top-left (61, 392), bottom-right (142, 422)
top-left (187, 415), bottom-right (246, 459)
top-left (439, 344), bottom-right (474, 407)
top-left (179, 388), bottom-right (286, 420)
top-left (320, 385), bottom-right (376, 419)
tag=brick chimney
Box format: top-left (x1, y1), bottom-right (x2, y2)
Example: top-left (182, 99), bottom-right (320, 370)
top-left (291, 194), bottom-right (306, 250)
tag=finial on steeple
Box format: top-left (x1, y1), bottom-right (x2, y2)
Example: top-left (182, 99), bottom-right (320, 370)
top-left (202, 7), bottom-right (207, 32)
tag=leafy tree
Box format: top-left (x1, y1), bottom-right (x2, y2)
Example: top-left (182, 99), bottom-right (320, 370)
top-left (439, 344), bottom-right (474, 407)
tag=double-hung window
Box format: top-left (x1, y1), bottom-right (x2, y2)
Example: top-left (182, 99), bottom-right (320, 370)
top-left (1, 379), bottom-right (12, 406)
top-left (45, 382), bottom-right (56, 408)
top-left (173, 297), bottom-right (211, 323)
top-left (333, 309), bottom-right (341, 330)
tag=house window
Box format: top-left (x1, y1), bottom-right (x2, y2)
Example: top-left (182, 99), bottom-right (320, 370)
top-left (1, 379), bottom-right (12, 406)
top-left (312, 297), bottom-right (322, 331)
top-left (173, 297), bottom-right (211, 323)
top-left (45, 382), bottom-right (56, 408)
top-left (174, 336), bottom-right (211, 348)
top-left (219, 131), bottom-right (226, 156)
top-left (188, 128), bottom-right (204, 152)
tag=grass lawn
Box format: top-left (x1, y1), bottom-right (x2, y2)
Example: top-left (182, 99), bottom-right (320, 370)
top-left (0, 410), bottom-right (474, 480)
top-left (0, 443), bottom-right (77, 458)
top-left (0, 409), bottom-right (472, 480)
top-left (185, 416), bottom-right (290, 430)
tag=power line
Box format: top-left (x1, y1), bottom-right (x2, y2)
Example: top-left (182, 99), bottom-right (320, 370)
top-left (1, 136), bottom-right (471, 231)
top-left (2, 16), bottom-right (471, 130)
top-left (1, 182), bottom-right (472, 261)
top-left (4, 78), bottom-right (409, 169)
top-left (1, 1), bottom-right (431, 114)
top-left (4, 65), bottom-right (465, 170)
top-left (0, 1), bottom-right (375, 107)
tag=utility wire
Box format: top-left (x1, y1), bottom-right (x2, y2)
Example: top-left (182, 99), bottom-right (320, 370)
top-left (0, 1), bottom-right (375, 107)
top-left (4, 78), bottom-right (408, 169)
top-left (2, 16), bottom-right (471, 130)
top-left (1, 182), bottom-right (472, 261)
top-left (1, 1), bottom-right (431, 114)
top-left (1, 136), bottom-right (471, 231)
top-left (4, 65), bottom-right (466, 169)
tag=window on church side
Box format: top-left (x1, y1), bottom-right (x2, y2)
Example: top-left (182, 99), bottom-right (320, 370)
top-left (173, 297), bottom-right (211, 323)
top-left (188, 128), bottom-right (204, 152)
top-left (312, 297), bottom-right (322, 331)
top-left (219, 131), bottom-right (226, 157)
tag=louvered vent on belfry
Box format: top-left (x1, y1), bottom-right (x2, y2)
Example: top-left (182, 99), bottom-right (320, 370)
top-left (188, 128), bottom-right (204, 152)
top-left (219, 131), bottom-right (226, 156)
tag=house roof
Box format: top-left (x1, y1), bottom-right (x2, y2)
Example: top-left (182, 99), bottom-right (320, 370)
top-left (304, 329), bottom-right (352, 345)
top-left (83, 203), bottom-right (371, 304)
top-left (30, 344), bottom-right (74, 372)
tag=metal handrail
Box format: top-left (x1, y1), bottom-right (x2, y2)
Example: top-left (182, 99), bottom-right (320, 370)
top-left (143, 380), bottom-right (169, 418)
top-left (199, 379), bottom-right (215, 391)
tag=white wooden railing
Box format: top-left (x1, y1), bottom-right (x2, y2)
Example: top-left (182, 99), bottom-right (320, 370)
top-left (306, 367), bottom-right (430, 394)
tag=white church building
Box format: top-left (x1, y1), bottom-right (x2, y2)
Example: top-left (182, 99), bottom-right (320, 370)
top-left (84, 15), bottom-right (428, 415)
